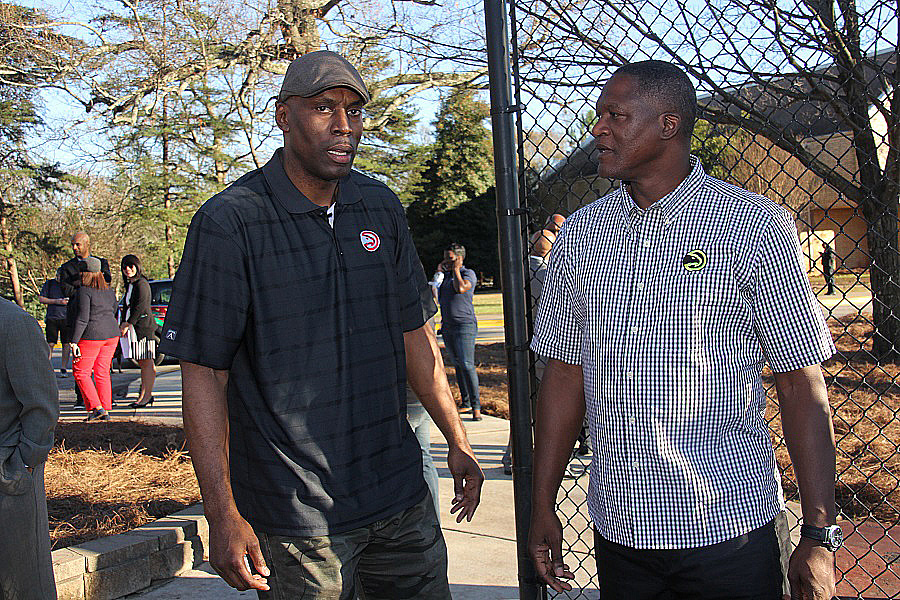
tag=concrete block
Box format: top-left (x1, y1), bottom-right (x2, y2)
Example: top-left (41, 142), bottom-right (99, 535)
top-left (132, 517), bottom-right (197, 548)
top-left (83, 556), bottom-right (151, 600)
top-left (69, 533), bottom-right (159, 572)
top-left (185, 534), bottom-right (206, 566)
top-left (170, 504), bottom-right (209, 548)
top-left (53, 547), bottom-right (87, 582)
top-left (55, 574), bottom-right (85, 600)
top-left (148, 541), bottom-right (194, 581)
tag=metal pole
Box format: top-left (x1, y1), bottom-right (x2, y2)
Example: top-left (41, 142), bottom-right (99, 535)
top-left (483, 1), bottom-right (541, 598)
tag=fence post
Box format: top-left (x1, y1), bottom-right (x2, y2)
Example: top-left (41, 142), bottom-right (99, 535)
top-left (483, 0), bottom-right (542, 598)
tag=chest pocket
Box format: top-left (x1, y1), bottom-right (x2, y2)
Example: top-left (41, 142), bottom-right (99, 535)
top-left (669, 245), bottom-right (731, 307)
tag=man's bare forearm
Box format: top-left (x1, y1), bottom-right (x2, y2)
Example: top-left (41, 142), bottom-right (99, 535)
top-left (404, 325), bottom-right (470, 449)
top-left (532, 359), bottom-right (585, 513)
top-left (181, 361), bottom-right (240, 523)
top-left (775, 364), bottom-right (836, 526)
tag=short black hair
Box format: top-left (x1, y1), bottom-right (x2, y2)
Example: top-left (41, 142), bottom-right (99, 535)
top-left (447, 242), bottom-right (466, 260)
top-left (613, 60), bottom-right (697, 140)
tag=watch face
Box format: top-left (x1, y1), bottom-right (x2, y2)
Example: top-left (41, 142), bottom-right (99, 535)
top-left (827, 526), bottom-right (844, 550)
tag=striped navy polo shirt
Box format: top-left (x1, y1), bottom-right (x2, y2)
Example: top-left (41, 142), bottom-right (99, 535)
top-left (160, 148), bottom-right (435, 536)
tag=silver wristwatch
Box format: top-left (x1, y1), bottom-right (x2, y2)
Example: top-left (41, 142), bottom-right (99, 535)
top-left (800, 524), bottom-right (843, 552)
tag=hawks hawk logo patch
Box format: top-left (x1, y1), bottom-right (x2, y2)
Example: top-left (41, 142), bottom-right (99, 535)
top-left (360, 230), bottom-right (381, 252)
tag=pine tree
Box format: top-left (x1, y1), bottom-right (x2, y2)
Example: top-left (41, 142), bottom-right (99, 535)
top-left (407, 90), bottom-right (495, 274)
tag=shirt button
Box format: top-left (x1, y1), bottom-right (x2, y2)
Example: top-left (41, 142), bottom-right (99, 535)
top-left (636, 281), bottom-right (644, 290)
top-left (630, 326), bottom-right (638, 334)
top-left (629, 417), bottom-right (636, 425)
top-left (626, 371), bottom-right (634, 380)
top-left (643, 240), bottom-right (651, 248)
top-left (632, 460), bottom-right (640, 469)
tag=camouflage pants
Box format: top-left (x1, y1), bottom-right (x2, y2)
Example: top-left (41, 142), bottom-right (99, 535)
top-left (255, 493), bottom-right (450, 600)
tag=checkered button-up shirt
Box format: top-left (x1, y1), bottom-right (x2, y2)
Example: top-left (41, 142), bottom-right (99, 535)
top-left (532, 158), bottom-right (835, 549)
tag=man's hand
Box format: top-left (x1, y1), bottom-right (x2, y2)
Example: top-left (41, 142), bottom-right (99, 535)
top-left (208, 513), bottom-right (270, 592)
top-left (446, 445), bottom-right (484, 522)
top-left (787, 538), bottom-right (835, 600)
top-left (70, 343), bottom-right (81, 359)
top-left (529, 507), bottom-right (574, 592)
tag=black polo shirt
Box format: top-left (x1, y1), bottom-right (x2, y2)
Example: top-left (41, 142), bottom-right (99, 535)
top-left (159, 149), bottom-right (435, 536)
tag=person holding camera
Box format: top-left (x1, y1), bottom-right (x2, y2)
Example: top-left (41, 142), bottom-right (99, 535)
top-left (437, 242), bottom-right (481, 421)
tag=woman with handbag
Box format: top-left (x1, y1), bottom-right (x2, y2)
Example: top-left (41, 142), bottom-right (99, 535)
top-left (119, 254), bottom-right (157, 408)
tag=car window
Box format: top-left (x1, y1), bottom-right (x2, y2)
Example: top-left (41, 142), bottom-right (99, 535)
top-left (150, 283), bottom-right (172, 305)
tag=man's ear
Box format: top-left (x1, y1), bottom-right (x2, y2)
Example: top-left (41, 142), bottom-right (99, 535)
top-left (659, 113), bottom-right (681, 141)
top-left (275, 102), bottom-right (289, 133)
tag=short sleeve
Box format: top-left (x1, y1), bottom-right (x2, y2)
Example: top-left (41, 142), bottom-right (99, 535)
top-left (158, 210), bottom-right (251, 369)
top-left (40, 281), bottom-right (50, 297)
top-left (750, 209), bottom-right (835, 372)
top-left (395, 207), bottom-right (435, 331)
top-left (530, 221), bottom-right (586, 364)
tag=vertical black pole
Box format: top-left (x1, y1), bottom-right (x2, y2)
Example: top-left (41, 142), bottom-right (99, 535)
top-left (483, 1), bottom-right (541, 599)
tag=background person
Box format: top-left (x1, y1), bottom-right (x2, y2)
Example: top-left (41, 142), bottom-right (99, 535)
top-left (0, 298), bottom-right (59, 600)
top-left (119, 254), bottom-right (157, 408)
top-left (71, 256), bottom-right (120, 422)
top-left (437, 242), bottom-right (481, 421)
top-left (58, 232), bottom-right (112, 408)
top-left (38, 268), bottom-right (70, 377)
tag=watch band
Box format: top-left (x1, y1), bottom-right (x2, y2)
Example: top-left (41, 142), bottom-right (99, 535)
top-left (800, 524), bottom-right (843, 551)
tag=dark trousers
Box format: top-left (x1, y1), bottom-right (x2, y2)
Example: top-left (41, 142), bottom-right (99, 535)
top-left (441, 323), bottom-right (479, 411)
top-left (595, 520), bottom-right (782, 600)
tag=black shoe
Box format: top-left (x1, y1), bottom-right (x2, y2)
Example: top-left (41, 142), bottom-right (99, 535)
top-left (72, 401), bottom-right (84, 408)
top-left (503, 464), bottom-right (512, 475)
top-left (128, 396), bottom-right (154, 408)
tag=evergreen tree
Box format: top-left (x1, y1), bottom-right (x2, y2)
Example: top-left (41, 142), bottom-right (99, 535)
top-left (407, 90), bottom-right (494, 275)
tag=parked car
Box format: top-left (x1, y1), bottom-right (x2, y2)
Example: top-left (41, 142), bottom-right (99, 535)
top-left (148, 279), bottom-right (172, 365)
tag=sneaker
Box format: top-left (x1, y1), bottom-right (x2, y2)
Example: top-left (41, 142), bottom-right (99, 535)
top-left (84, 408), bottom-right (110, 422)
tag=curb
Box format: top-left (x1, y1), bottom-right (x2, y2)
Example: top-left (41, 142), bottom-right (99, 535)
top-left (52, 504), bottom-right (209, 600)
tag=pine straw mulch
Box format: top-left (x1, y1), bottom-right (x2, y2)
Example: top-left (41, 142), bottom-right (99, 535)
top-left (767, 315), bottom-right (900, 523)
top-left (47, 320), bottom-right (900, 548)
top-left (47, 421), bottom-right (200, 550)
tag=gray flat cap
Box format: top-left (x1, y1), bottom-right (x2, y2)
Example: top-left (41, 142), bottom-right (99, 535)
top-left (278, 51), bottom-right (371, 105)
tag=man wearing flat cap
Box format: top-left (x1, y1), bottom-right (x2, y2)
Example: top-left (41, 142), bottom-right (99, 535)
top-left (160, 50), bottom-right (483, 598)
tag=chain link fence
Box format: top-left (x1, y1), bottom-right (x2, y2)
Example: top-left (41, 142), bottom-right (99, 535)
top-left (498, 0), bottom-right (900, 598)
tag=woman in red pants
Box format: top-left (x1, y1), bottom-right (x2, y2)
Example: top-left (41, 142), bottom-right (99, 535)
top-left (69, 256), bottom-right (120, 422)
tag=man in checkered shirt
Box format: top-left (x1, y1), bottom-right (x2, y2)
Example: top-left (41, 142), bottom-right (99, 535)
top-left (528, 60), bottom-right (838, 600)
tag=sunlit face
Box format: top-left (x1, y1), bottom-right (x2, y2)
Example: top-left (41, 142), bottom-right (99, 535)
top-left (123, 265), bottom-right (137, 279)
top-left (275, 87), bottom-right (365, 185)
top-left (590, 74), bottom-right (665, 181)
top-left (72, 234), bottom-right (89, 259)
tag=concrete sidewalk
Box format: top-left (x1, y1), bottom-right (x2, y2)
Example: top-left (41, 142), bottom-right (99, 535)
top-left (126, 413), bottom-right (567, 599)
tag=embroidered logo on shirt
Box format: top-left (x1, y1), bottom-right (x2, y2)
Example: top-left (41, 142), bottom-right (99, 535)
top-left (165, 329), bottom-right (177, 341)
top-left (360, 230), bottom-right (381, 252)
top-left (682, 250), bottom-right (708, 271)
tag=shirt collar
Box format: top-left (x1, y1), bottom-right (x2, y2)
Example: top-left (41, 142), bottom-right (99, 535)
top-left (619, 156), bottom-right (706, 227)
top-left (262, 148), bottom-right (363, 215)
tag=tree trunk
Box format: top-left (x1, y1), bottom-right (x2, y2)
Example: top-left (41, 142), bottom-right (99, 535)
top-left (859, 187), bottom-right (900, 360)
top-left (0, 213), bottom-right (24, 308)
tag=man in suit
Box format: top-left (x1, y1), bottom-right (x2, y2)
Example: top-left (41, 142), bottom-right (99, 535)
top-left (0, 298), bottom-right (59, 599)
